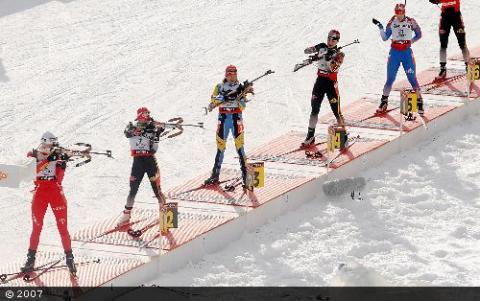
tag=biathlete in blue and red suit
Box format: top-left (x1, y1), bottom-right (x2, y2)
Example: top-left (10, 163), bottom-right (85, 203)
top-left (429, 0), bottom-right (470, 79)
top-left (372, 3), bottom-right (424, 115)
top-left (204, 65), bottom-right (254, 188)
top-left (117, 107), bottom-right (167, 226)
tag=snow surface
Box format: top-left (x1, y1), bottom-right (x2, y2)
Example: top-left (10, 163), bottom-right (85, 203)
top-left (0, 0), bottom-right (479, 286)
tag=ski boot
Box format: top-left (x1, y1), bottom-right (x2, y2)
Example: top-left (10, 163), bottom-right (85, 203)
top-left (301, 127), bottom-right (316, 147)
top-left (20, 249), bottom-right (36, 273)
top-left (376, 95), bottom-right (388, 113)
top-left (435, 64), bottom-right (447, 81)
top-left (65, 251), bottom-right (77, 276)
top-left (418, 98), bottom-right (424, 116)
top-left (301, 136), bottom-right (315, 147)
top-left (116, 208), bottom-right (131, 227)
top-left (204, 175), bottom-right (220, 186)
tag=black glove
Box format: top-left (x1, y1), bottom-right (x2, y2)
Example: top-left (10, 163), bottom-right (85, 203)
top-left (60, 153), bottom-right (70, 161)
top-left (429, 0), bottom-right (440, 4)
top-left (144, 122), bottom-right (156, 133)
top-left (238, 80), bottom-right (252, 93)
top-left (124, 122), bottom-right (136, 137)
top-left (309, 54), bottom-right (319, 62)
top-left (372, 18), bottom-right (383, 29)
top-left (325, 48), bottom-right (337, 61)
top-left (47, 152), bottom-right (59, 161)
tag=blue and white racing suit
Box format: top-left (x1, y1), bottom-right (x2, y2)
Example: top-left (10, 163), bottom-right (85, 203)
top-left (378, 16), bottom-right (422, 97)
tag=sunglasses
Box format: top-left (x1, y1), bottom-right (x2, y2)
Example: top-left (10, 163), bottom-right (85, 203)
top-left (328, 36), bottom-right (339, 41)
top-left (226, 71), bottom-right (237, 74)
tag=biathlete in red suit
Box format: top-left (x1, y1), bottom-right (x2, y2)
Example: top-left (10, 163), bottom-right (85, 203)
top-left (21, 131), bottom-right (76, 274)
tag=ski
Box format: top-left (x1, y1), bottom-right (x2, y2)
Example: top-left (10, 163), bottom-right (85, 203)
top-left (83, 218), bottom-right (148, 244)
top-left (23, 255), bottom-right (92, 281)
top-left (305, 149), bottom-right (324, 159)
top-left (325, 139), bottom-right (358, 167)
top-left (223, 177), bottom-right (244, 192)
top-left (348, 106), bottom-right (400, 126)
top-left (128, 220), bottom-right (159, 238)
top-left (23, 257), bottom-right (64, 282)
top-left (422, 73), bottom-right (465, 92)
top-left (139, 232), bottom-right (162, 249)
top-left (0, 271), bottom-right (28, 284)
top-left (171, 177), bottom-right (241, 197)
top-left (0, 256), bottom-right (63, 284)
top-left (287, 139), bottom-right (327, 157)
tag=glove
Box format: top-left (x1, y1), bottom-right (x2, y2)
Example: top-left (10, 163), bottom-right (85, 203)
top-left (240, 81), bottom-right (254, 94)
top-left (429, 0), bottom-right (440, 4)
top-left (325, 48), bottom-right (337, 61)
top-left (60, 153), bottom-right (70, 161)
top-left (27, 149), bottom-right (38, 158)
top-left (47, 152), bottom-right (59, 162)
top-left (207, 102), bottom-right (216, 112)
top-left (372, 18), bottom-right (383, 29)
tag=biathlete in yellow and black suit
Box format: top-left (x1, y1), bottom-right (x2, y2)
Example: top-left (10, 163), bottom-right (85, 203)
top-left (204, 65), bottom-right (254, 188)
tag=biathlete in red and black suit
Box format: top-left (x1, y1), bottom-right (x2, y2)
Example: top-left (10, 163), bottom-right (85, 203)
top-left (429, 0), bottom-right (470, 79)
top-left (117, 107), bottom-right (167, 226)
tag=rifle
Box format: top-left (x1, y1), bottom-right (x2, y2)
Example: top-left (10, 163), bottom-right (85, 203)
top-left (154, 117), bottom-right (205, 139)
top-left (293, 39), bottom-right (360, 72)
top-left (204, 69), bottom-right (275, 114)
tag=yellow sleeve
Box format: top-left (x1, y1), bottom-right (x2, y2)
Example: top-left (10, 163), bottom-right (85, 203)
top-left (210, 84), bottom-right (222, 106)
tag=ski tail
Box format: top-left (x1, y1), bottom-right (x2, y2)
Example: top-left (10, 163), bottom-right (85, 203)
top-left (128, 219), bottom-right (159, 238)
top-left (85, 217), bottom-right (148, 244)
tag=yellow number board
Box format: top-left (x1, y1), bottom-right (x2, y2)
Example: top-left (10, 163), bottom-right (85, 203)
top-left (247, 162), bottom-right (264, 188)
top-left (160, 202), bottom-right (178, 235)
top-left (468, 60), bottom-right (480, 81)
top-left (400, 90), bottom-right (418, 115)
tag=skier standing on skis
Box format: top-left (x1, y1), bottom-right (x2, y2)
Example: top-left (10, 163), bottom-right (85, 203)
top-left (373, 3), bottom-right (424, 115)
top-left (204, 65), bottom-right (254, 188)
top-left (428, 0), bottom-right (470, 79)
top-left (302, 29), bottom-right (345, 146)
top-left (117, 107), bottom-right (167, 225)
top-left (21, 132), bottom-right (76, 274)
